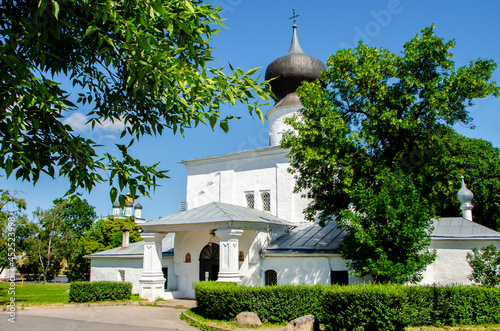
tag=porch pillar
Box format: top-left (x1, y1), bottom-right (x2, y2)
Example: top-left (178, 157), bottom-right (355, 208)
top-left (215, 229), bottom-right (243, 284)
top-left (139, 231), bottom-right (167, 301)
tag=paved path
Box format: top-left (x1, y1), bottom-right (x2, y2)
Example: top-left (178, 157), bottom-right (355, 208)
top-left (1, 305), bottom-right (198, 331)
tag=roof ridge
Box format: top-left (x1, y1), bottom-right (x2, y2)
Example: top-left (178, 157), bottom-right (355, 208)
top-left (211, 201), bottom-right (237, 221)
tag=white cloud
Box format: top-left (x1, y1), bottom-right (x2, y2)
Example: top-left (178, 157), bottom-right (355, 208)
top-left (64, 112), bottom-right (126, 135)
top-left (97, 118), bottom-right (126, 133)
top-left (64, 112), bottom-right (88, 132)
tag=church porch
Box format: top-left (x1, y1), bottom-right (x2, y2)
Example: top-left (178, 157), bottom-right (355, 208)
top-left (138, 202), bottom-right (293, 300)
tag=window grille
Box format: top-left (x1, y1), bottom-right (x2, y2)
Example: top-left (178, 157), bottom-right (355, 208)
top-left (261, 191), bottom-right (271, 212)
top-left (330, 270), bottom-right (349, 285)
top-left (245, 193), bottom-right (255, 209)
top-left (265, 269), bottom-right (277, 286)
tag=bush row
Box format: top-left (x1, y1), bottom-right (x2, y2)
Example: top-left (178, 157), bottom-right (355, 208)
top-left (194, 282), bottom-right (325, 323)
top-left (194, 282), bottom-right (500, 330)
top-left (69, 281), bottom-right (132, 303)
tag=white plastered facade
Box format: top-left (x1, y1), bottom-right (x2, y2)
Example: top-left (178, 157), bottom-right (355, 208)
top-left (183, 146), bottom-right (308, 223)
top-left (88, 135), bottom-right (500, 300)
top-left (88, 25), bottom-right (500, 301)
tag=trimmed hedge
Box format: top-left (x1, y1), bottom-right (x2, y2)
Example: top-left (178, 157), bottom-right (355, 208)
top-left (323, 285), bottom-right (500, 330)
top-left (194, 281), bottom-right (326, 323)
top-left (69, 281), bottom-right (132, 303)
top-left (194, 282), bottom-right (500, 330)
top-left (433, 286), bottom-right (500, 325)
top-left (322, 285), bottom-right (433, 330)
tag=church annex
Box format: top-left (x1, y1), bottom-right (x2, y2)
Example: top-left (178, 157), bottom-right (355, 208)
top-left (88, 24), bottom-right (500, 300)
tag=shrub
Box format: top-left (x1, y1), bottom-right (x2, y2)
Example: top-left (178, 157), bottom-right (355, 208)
top-left (322, 284), bottom-right (410, 331)
top-left (69, 281), bottom-right (132, 303)
top-left (194, 281), bottom-right (326, 323)
top-left (195, 282), bottom-right (500, 330)
top-left (467, 245), bottom-right (500, 287)
top-left (433, 285), bottom-right (500, 325)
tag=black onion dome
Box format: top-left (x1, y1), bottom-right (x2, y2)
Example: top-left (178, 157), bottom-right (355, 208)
top-left (265, 25), bottom-right (325, 101)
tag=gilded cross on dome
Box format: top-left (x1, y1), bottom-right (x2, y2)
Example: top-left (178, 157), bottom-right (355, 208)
top-left (289, 9), bottom-right (300, 25)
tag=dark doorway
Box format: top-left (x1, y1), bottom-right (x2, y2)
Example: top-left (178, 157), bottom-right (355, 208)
top-left (162, 267), bottom-right (168, 289)
top-left (199, 243), bottom-right (219, 281)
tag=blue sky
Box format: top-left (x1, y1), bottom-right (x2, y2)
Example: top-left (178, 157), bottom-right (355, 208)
top-left (1, 0), bottom-right (499, 221)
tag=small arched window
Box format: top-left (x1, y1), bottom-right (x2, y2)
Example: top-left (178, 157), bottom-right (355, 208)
top-left (261, 191), bottom-right (271, 212)
top-left (245, 192), bottom-right (255, 209)
top-left (265, 269), bottom-right (277, 286)
top-left (330, 270), bottom-right (349, 285)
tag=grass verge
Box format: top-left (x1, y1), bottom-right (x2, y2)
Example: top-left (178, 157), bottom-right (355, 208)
top-left (0, 281), bottom-right (144, 309)
top-left (182, 308), bottom-right (284, 330)
top-left (0, 281), bottom-right (70, 309)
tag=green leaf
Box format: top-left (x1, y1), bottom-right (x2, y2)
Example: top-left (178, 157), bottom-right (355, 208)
top-left (52, 0), bottom-right (60, 19)
top-left (5, 159), bottom-right (14, 178)
top-left (110, 188), bottom-right (118, 205)
top-left (245, 68), bottom-right (260, 76)
top-left (38, 0), bottom-right (49, 14)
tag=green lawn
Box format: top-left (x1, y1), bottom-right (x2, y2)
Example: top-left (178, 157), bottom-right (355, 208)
top-left (0, 281), bottom-right (70, 309)
top-left (0, 281), bottom-right (142, 309)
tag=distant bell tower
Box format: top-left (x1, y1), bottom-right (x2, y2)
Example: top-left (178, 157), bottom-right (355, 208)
top-left (134, 202), bottom-right (143, 219)
top-left (112, 201), bottom-right (120, 215)
top-left (110, 195), bottom-right (145, 224)
top-left (264, 11), bottom-right (325, 146)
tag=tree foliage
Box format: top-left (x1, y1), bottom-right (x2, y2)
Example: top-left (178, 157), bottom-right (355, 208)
top-left (16, 197), bottom-right (99, 281)
top-left (283, 26), bottom-right (499, 283)
top-left (51, 197), bottom-right (97, 280)
top-left (20, 205), bottom-right (68, 282)
top-left (93, 215), bottom-right (141, 249)
top-left (467, 245), bottom-right (500, 287)
top-left (53, 197), bottom-right (97, 236)
top-left (339, 171), bottom-right (436, 284)
top-left (409, 127), bottom-right (500, 231)
top-left (0, 189), bottom-right (27, 273)
top-left (0, 0), bottom-right (271, 204)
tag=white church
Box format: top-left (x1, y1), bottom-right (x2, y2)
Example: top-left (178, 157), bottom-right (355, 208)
top-left (88, 25), bottom-right (500, 301)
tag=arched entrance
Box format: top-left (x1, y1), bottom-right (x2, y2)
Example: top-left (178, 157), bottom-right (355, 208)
top-left (199, 243), bottom-right (219, 281)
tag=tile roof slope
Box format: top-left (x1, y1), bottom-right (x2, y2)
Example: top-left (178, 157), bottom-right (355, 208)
top-left (264, 221), bottom-right (348, 253)
top-left (86, 233), bottom-right (174, 257)
top-left (142, 202), bottom-right (293, 227)
top-left (264, 217), bottom-right (500, 254)
top-left (432, 217), bottom-right (500, 239)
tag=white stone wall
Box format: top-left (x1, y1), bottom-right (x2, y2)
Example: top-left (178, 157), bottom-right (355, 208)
top-left (260, 255), bottom-right (364, 286)
top-left (267, 104), bottom-right (299, 147)
top-left (90, 256), bottom-right (175, 294)
top-left (173, 229), bottom-right (264, 298)
top-left (183, 148), bottom-right (311, 224)
top-left (174, 230), bottom-right (216, 299)
top-left (420, 240), bottom-right (500, 286)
